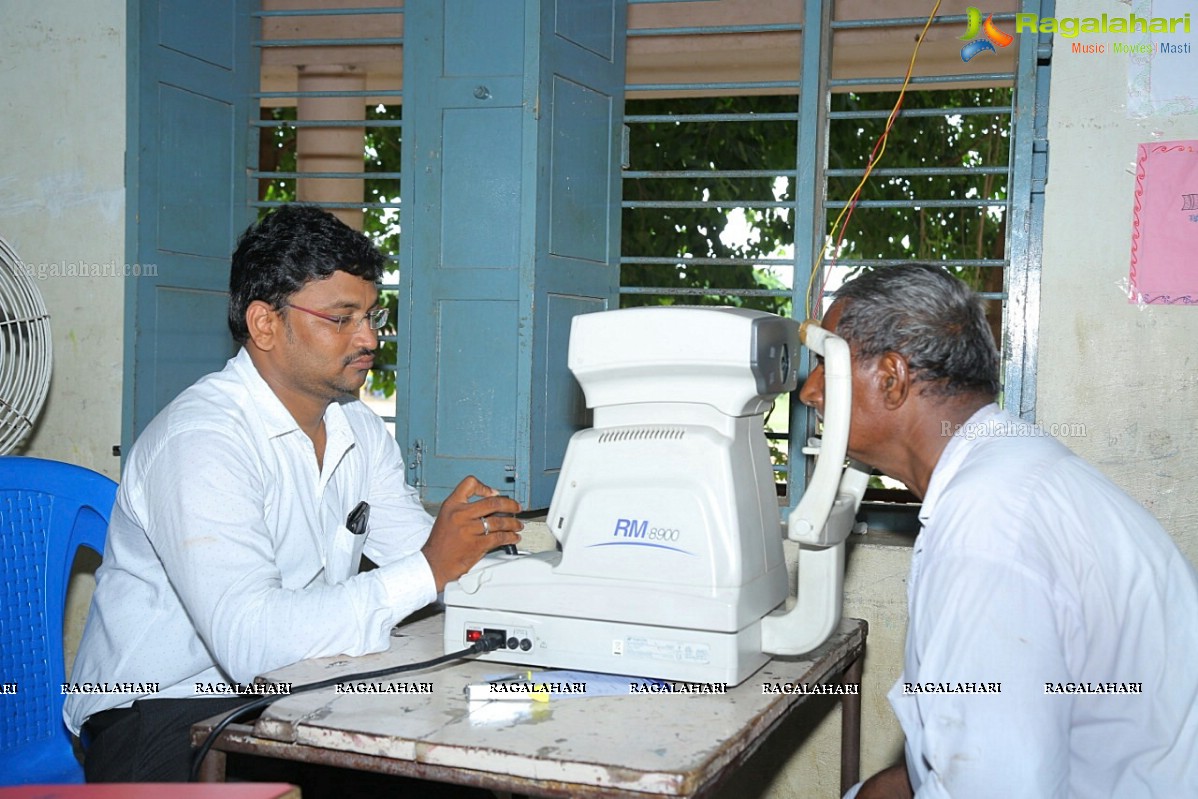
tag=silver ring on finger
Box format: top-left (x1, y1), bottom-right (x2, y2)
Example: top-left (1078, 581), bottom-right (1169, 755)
top-left (482, 517), bottom-right (491, 535)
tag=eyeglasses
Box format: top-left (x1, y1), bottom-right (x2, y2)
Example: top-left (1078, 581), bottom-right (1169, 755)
top-left (284, 303), bottom-right (389, 334)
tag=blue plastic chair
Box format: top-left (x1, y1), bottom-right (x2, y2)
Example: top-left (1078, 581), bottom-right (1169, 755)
top-left (0, 456), bottom-right (116, 785)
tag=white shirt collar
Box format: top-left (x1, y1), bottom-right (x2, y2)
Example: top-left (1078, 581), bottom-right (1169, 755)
top-left (917, 402), bottom-right (1002, 529)
top-left (228, 348), bottom-right (357, 472)
top-left (229, 347), bottom-right (303, 439)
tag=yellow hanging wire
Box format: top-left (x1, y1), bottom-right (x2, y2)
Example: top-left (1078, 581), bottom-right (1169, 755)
top-left (804, 0), bottom-right (945, 319)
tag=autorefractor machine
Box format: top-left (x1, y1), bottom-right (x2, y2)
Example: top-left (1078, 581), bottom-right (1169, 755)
top-left (443, 306), bottom-right (868, 685)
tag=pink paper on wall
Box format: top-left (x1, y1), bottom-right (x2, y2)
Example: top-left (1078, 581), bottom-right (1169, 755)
top-left (1129, 140), bottom-right (1198, 305)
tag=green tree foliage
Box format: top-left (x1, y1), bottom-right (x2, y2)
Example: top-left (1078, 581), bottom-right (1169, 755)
top-left (621, 95), bottom-right (797, 315)
top-left (824, 88), bottom-right (1011, 323)
top-left (621, 88), bottom-right (1011, 317)
top-left (361, 104), bottom-right (403, 400)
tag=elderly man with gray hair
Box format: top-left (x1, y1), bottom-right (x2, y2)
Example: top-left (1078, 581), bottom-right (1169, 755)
top-left (802, 265), bottom-right (1198, 798)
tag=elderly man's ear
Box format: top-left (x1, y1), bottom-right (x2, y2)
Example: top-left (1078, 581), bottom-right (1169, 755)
top-left (874, 351), bottom-right (911, 410)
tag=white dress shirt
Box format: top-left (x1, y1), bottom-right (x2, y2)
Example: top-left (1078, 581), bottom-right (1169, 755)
top-left (888, 404), bottom-right (1198, 797)
top-left (65, 349), bottom-right (438, 733)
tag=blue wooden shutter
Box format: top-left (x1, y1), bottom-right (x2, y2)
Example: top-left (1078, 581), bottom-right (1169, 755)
top-left (123, 0), bottom-right (256, 450)
top-left (399, 0), bottom-right (625, 509)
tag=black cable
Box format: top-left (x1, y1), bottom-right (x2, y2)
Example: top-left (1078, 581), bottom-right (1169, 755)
top-left (189, 639), bottom-right (497, 782)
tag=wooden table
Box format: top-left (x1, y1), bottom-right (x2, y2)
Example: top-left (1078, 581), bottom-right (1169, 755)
top-left (193, 615), bottom-right (866, 798)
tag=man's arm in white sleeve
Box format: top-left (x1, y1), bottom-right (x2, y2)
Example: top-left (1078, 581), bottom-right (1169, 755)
top-left (356, 410), bottom-right (437, 570)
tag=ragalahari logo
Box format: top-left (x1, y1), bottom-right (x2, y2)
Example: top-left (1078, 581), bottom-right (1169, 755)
top-left (959, 7), bottom-right (1014, 61)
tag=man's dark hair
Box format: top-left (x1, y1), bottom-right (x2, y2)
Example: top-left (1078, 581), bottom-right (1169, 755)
top-left (833, 263), bottom-right (1001, 399)
top-left (228, 204), bottom-right (387, 344)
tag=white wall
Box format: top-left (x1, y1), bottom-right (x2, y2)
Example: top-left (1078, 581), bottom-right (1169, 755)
top-left (1, 0), bottom-right (126, 676)
top-left (0, 0), bottom-right (126, 480)
top-left (1037, 0), bottom-right (1198, 566)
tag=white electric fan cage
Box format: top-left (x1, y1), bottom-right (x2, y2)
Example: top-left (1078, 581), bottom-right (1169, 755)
top-left (0, 235), bottom-right (52, 454)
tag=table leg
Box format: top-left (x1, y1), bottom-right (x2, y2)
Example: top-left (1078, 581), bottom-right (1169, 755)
top-left (196, 747), bottom-right (228, 782)
top-left (840, 653), bottom-right (864, 795)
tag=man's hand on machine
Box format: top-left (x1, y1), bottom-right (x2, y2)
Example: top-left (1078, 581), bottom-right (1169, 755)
top-left (423, 475), bottom-right (523, 591)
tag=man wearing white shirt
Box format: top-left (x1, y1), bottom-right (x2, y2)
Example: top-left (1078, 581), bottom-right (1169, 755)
top-left (66, 205), bottom-right (523, 781)
top-left (800, 264), bottom-right (1198, 797)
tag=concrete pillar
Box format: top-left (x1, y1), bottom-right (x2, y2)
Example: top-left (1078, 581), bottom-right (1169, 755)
top-left (296, 64), bottom-right (366, 230)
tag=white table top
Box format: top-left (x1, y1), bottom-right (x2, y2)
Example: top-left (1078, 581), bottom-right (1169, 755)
top-left (205, 613), bottom-right (866, 798)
